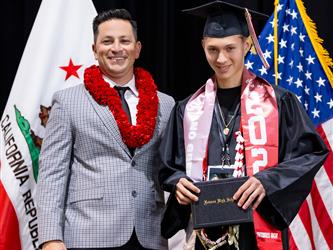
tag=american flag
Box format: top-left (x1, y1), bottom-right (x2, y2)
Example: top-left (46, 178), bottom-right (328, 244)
top-left (246, 0), bottom-right (333, 249)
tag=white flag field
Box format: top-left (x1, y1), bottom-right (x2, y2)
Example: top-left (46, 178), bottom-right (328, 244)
top-left (0, 0), bottom-right (97, 249)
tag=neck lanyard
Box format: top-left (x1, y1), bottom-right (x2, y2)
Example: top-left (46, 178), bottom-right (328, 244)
top-left (214, 97), bottom-right (240, 166)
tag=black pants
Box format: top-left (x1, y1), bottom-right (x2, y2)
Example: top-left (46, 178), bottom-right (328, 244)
top-left (69, 229), bottom-right (153, 250)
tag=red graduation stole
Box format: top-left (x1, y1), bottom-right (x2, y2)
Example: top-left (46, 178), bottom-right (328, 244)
top-left (241, 69), bottom-right (282, 249)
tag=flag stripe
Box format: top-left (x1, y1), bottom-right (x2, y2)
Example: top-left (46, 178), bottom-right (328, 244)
top-left (310, 182), bottom-right (333, 249)
top-left (307, 195), bottom-right (330, 250)
top-left (314, 162), bottom-right (333, 223)
top-left (321, 120), bottom-right (333, 150)
top-left (0, 180), bottom-right (21, 250)
top-left (288, 229), bottom-right (298, 250)
top-left (289, 214), bottom-right (312, 250)
top-left (317, 124), bottom-right (333, 185)
top-left (296, 201), bottom-right (316, 250)
top-left (308, 122), bottom-right (333, 250)
top-left (323, 150), bottom-right (333, 187)
top-left (318, 122), bottom-right (333, 151)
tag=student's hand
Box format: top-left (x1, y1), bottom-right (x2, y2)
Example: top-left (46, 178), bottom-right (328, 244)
top-left (175, 178), bottom-right (200, 205)
top-left (233, 176), bottom-right (265, 210)
top-left (42, 241), bottom-right (67, 250)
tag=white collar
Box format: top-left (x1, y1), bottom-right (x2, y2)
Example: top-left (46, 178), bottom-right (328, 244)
top-left (103, 75), bottom-right (138, 97)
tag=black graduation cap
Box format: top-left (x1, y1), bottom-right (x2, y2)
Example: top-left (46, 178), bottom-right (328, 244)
top-left (182, 0), bottom-right (269, 38)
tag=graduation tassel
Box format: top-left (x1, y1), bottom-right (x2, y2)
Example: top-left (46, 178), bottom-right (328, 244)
top-left (244, 8), bottom-right (270, 69)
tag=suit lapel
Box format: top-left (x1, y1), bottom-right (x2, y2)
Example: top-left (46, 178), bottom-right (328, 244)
top-left (84, 88), bottom-right (132, 157)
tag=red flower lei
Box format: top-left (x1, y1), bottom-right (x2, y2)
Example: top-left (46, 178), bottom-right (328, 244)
top-left (84, 65), bottom-right (158, 148)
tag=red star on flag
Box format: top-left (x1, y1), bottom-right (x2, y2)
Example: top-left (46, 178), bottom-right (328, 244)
top-left (59, 58), bottom-right (83, 80)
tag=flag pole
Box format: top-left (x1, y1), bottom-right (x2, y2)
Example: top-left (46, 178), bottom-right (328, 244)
top-left (274, 0), bottom-right (279, 86)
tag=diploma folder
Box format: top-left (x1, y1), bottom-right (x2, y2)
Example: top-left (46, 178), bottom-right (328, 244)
top-left (191, 177), bottom-right (253, 229)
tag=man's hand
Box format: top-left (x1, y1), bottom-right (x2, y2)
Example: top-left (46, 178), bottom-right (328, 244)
top-left (175, 178), bottom-right (200, 205)
top-left (233, 176), bottom-right (265, 210)
top-left (42, 241), bottom-right (66, 250)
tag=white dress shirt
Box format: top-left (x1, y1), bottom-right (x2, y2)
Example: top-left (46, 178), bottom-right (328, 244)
top-left (103, 75), bottom-right (139, 125)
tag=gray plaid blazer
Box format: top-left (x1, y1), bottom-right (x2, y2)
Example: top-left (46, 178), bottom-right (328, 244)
top-left (36, 84), bottom-right (175, 249)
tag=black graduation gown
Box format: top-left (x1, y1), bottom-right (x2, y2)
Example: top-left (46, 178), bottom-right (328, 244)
top-left (158, 83), bottom-right (328, 250)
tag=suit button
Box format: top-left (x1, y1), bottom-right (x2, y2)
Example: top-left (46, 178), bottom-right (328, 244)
top-left (132, 190), bottom-right (137, 197)
top-left (131, 160), bottom-right (136, 167)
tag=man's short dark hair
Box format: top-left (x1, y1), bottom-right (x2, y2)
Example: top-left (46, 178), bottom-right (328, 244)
top-left (93, 9), bottom-right (138, 42)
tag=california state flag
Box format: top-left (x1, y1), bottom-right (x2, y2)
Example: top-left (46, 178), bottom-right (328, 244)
top-left (0, 0), bottom-right (97, 249)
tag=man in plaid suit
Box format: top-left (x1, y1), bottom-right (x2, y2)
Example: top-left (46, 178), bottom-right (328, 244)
top-left (36, 9), bottom-right (174, 250)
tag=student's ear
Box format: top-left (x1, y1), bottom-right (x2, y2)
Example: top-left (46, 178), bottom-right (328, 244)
top-left (201, 38), bottom-right (206, 50)
top-left (244, 36), bottom-right (252, 54)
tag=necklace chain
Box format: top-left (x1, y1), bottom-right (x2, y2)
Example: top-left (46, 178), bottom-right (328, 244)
top-left (217, 103), bottom-right (237, 128)
top-left (217, 102), bottom-right (240, 135)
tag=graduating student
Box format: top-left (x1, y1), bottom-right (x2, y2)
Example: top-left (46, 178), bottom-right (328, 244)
top-left (158, 1), bottom-right (328, 249)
